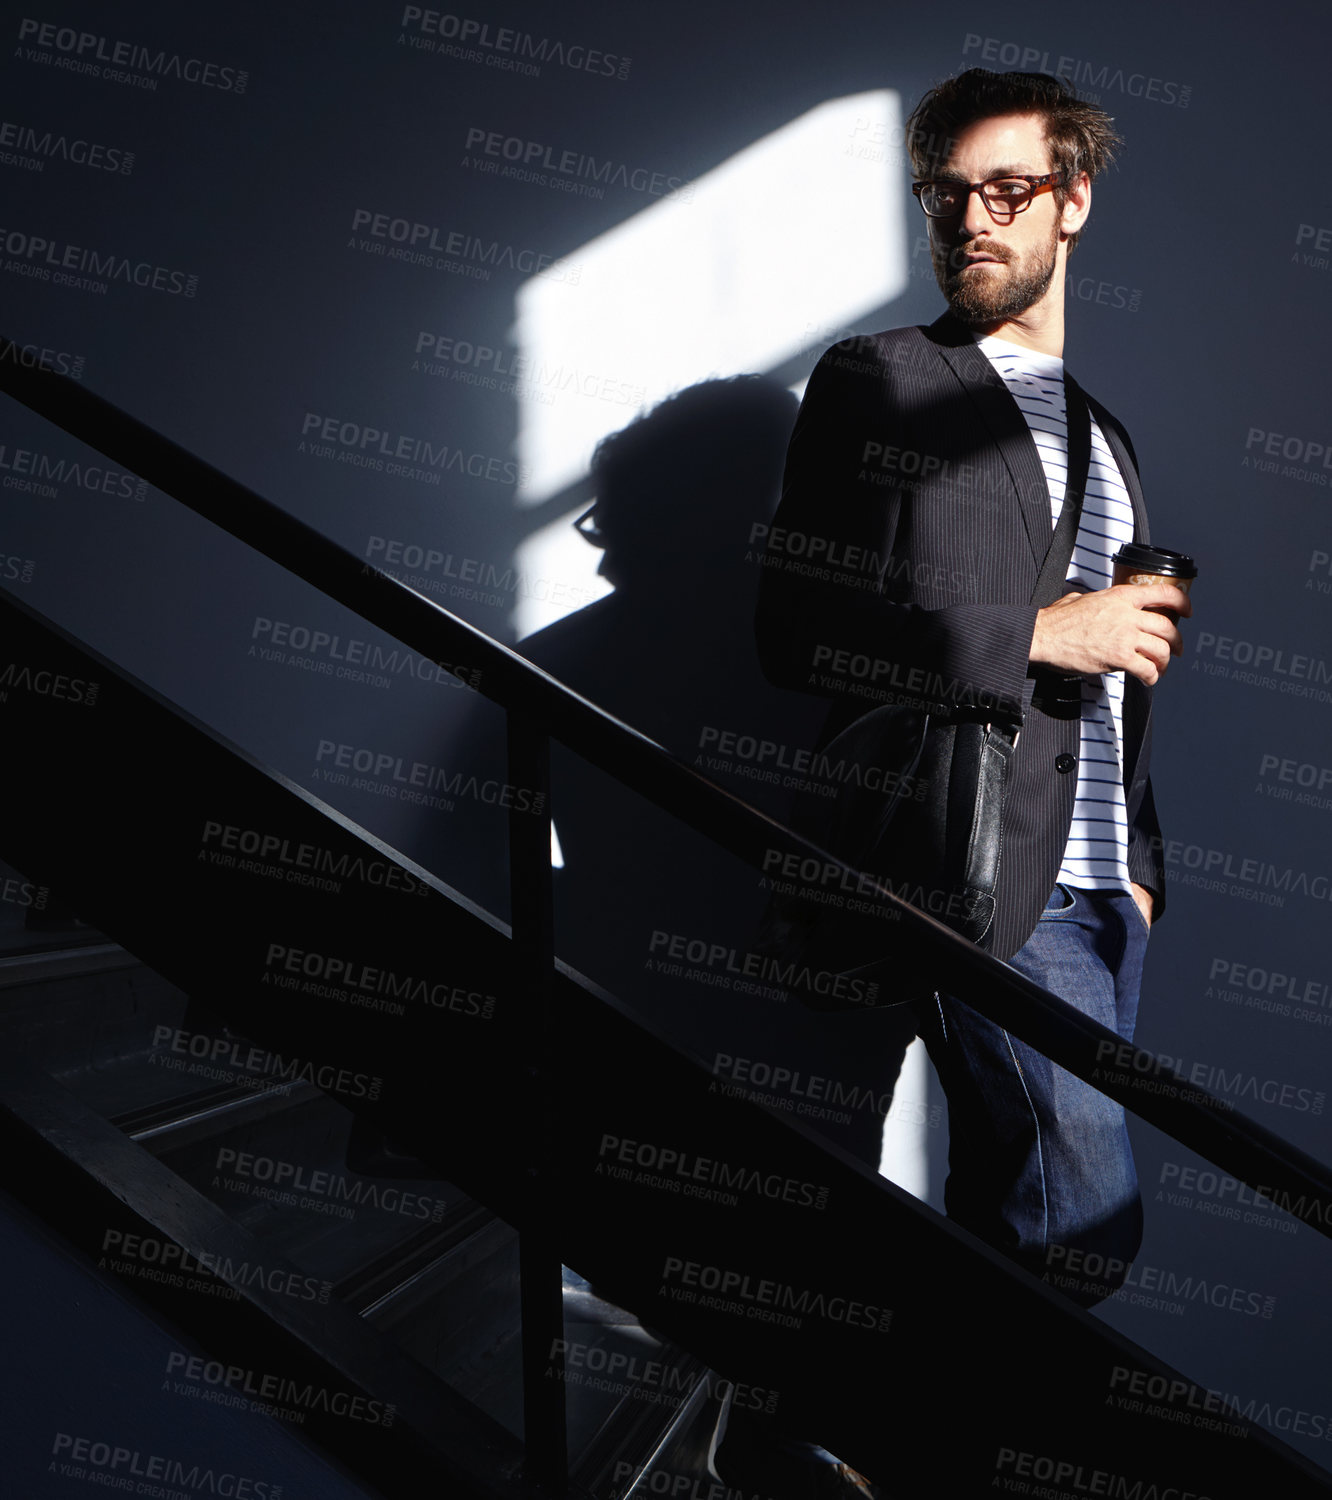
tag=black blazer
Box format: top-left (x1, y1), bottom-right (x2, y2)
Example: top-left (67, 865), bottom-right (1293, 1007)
top-left (754, 313), bottom-right (1166, 961)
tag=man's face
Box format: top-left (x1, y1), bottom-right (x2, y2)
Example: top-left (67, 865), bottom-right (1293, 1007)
top-left (925, 112), bottom-right (1074, 328)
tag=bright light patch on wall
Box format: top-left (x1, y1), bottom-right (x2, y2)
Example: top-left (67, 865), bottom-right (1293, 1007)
top-left (512, 90), bottom-right (908, 517)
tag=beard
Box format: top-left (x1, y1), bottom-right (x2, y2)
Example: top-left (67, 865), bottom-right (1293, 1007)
top-left (935, 227), bottom-right (1059, 326)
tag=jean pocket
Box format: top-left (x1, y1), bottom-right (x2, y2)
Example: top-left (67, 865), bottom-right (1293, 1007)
top-left (1042, 882), bottom-right (1077, 916)
top-left (1127, 893), bottom-right (1152, 936)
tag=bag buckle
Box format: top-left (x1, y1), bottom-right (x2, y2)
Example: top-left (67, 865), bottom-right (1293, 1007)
top-left (984, 720), bottom-right (1021, 748)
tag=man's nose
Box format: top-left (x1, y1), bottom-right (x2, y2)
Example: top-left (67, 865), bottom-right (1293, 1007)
top-left (959, 185), bottom-right (995, 237)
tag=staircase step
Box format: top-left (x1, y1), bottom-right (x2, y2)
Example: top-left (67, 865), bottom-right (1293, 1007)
top-left (146, 1087), bottom-right (469, 1287)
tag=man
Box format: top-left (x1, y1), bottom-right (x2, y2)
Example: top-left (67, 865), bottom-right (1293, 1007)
top-left (754, 68), bottom-right (1192, 1305)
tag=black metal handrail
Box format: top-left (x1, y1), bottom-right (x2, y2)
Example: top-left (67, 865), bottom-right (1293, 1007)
top-left (3, 338), bottom-right (1331, 1248)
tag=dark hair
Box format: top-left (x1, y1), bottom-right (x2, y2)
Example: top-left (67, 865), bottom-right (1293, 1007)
top-left (906, 69), bottom-right (1122, 252)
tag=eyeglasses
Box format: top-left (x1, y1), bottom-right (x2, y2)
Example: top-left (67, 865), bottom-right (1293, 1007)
top-left (911, 173), bottom-right (1065, 221)
top-left (574, 503), bottom-right (605, 545)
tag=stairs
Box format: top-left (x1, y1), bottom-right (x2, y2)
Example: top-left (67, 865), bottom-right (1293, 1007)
top-left (0, 933), bottom-right (725, 1497)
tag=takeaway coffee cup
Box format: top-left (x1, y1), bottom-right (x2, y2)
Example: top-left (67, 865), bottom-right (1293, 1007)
top-left (1111, 543), bottom-right (1196, 623)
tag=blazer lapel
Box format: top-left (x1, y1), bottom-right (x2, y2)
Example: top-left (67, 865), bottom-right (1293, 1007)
top-left (1085, 392), bottom-right (1150, 544)
top-left (1082, 389), bottom-right (1152, 783)
top-left (926, 313), bottom-right (1054, 571)
top-left (923, 317), bottom-right (1155, 784)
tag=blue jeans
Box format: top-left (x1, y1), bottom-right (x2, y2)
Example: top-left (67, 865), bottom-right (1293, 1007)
top-left (916, 883), bottom-right (1150, 1306)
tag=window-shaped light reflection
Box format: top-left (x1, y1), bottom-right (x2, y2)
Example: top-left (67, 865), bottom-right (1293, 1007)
top-left (511, 90), bottom-right (908, 638)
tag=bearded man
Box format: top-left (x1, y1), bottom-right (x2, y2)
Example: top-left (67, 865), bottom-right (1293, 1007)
top-left (755, 68), bottom-right (1192, 1303)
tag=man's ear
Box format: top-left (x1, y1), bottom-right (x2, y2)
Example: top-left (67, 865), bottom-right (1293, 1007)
top-left (1060, 171), bottom-right (1091, 240)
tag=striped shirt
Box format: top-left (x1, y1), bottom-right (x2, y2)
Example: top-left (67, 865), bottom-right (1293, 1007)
top-left (978, 334), bottom-right (1135, 893)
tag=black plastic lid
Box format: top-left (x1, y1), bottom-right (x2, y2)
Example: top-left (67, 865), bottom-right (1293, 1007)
top-left (1111, 543), bottom-right (1197, 579)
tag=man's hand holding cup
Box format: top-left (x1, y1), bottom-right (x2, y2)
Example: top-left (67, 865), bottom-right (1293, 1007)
top-left (1030, 545), bottom-right (1196, 687)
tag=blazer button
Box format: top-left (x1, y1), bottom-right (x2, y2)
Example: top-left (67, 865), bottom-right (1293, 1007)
top-left (1055, 753), bottom-right (1077, 773)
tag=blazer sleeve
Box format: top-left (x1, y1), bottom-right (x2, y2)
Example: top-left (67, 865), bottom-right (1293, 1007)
top-left (1096, 398), bottom-right (1168, 921)
top-left (754, 338), bottom-right (1038, 723)
top-left (1127, 775), bottom-right (1167, 921)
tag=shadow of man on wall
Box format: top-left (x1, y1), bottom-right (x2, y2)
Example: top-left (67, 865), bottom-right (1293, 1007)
top-left (512, 376), bottom-right (919, 1176)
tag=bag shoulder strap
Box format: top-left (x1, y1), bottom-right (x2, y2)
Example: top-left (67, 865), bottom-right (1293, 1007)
top-left (1030, 373), bottom-right (1092, 609)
